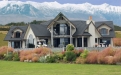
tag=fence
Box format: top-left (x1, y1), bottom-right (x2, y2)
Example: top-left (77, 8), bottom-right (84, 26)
top-left (14, 47), bottom-right (121, 52)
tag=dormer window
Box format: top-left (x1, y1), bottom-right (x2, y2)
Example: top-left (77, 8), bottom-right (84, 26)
top-left (100, 28), bottom-right (108, 35)
top-left (15, 31), bottom-right (21, 38)
top-left (12, 28), bottom-right (23, 38)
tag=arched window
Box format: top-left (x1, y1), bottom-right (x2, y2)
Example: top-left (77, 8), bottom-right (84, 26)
top-left (100, 28), bottom-right (108, 35)
top-left (15, 31), bottom-right (21, 38)
top-left (28, 34), bottom-right (34, 44)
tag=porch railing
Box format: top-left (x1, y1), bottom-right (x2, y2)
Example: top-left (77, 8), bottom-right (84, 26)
top-left (14, 47), bottom-right (121, 52)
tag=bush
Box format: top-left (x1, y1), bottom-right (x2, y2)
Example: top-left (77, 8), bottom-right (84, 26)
top-left (39, 56), bottom-right (46, 63)
top-left (4, 52), bottom-right (13, 61)
top-left (32, 56), bottom-right (39, 62)
top-left (66, 44), bottom-right (74, 51)
top-left (104, 56), bottom-right (116, 65)
top-left (75, 57), bottom-right (86, 64)
top-left (80, 50), bottom-right (88, 58)
top-left (46, 56), bottom-right (57, 63)
top-left (86, 51), bottom-right (98, 64)
top-left (114, 50), bottom-right (121, 62)
top-left (64, 51), bottom-right (76, 62)
top-left (0, 46), bottom-right (13, 59)
top-left (73, 49), bottom-right (83, 57)
top-left (13, 52), bottom-right (20, 61)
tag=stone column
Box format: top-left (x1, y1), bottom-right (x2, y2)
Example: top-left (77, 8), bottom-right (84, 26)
top-left (51, 26), bottom-right (53, 47)
top-left (70, 25), bottom-right (72, 44)
top-left (75, 38), bottom-right (77, 47)
top-left (111, 38), bottom-right (113, 47)
top-left (82, 36), bottom-right (84, 47)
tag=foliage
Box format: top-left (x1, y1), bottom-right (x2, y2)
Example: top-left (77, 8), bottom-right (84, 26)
top-left (114, 25), bottom-right (121, 31)
top-left (39, 56), bottom-right (46, 63)
top-left (64, 51), bottom-right (76, 62)
top-left (19, 47), bottom-right (51, 62)
top-left (66, 44), bottom-right (74, 51)
top-left (113, 38), bottom-right (121, 46)
top-left (73, 49), bottom-right (83, 57)
top-left (80, 50), bottom-right (88, 58)
top-left (86, 51), bottom-right (98, 64)
top-left (4, 52), bottom-right (13, 61)
top-left (75, 57), bottom-right (86, 64)
top-left (0, 46), bottom-right (13, 59)
top-left (46, 56), bottom-right (57, 63)
top-left (13, 52), bottom-right (20, 61)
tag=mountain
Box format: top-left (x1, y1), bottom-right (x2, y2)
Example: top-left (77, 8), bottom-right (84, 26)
top-left (0, 1), bottom-right (121, 26)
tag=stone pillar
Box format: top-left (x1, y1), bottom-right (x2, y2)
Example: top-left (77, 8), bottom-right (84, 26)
top-left (82, 36), bottom-right (84, 47)
top-left (51, 26), bottom-right (53, 47)
top-left (70, 25), bottom-right (72, 44)
top-left (75, 38), bottom-right (77, 47)
top-left (111, 38), bottom-right (113, 47)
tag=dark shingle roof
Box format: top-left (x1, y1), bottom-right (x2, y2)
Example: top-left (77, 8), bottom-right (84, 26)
top-left (70, 20), bottom-right (89, 36)
top-left (95, 21), bottom-right (115, 37)
top-left (4, 26), bottom-right (28, 41)
top-left (30, 24), bottom-right (50, 37)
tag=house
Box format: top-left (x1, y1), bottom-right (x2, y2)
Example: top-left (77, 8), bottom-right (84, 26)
top-left (4, 12), bottom-right (115, 48)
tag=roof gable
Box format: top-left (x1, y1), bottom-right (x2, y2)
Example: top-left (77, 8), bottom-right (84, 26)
top-left (47, 12), bottom-right (76, 29)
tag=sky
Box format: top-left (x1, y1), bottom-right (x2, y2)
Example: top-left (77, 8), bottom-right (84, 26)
top-left (11, 0), bottom-right (121, 6)
top-left (1, 0), bottom-right (121, 6)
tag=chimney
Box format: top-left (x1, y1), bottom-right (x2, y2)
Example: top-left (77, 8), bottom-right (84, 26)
top-left (86, 16), bottom-right (95, 25)
top-left (89, 16), bottom-right (92, 20)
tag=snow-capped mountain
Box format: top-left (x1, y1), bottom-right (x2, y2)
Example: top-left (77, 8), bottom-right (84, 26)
top-left (0, 1), bottom-right (121, 25)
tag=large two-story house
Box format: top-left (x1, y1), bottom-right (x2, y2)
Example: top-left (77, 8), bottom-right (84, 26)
top-left (4, 12), bottom-right (115, 48)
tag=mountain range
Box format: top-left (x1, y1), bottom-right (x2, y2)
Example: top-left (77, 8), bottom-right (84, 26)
top-left (0, 1), bottom-right (121, 26)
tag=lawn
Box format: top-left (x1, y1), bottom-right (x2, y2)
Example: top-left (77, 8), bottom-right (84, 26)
top-left (115, 31), bottom-right (121, 38)
top-left (0, 61), bottom-right (121, 75)
top-left (0, 33), bottom-right (7, 47)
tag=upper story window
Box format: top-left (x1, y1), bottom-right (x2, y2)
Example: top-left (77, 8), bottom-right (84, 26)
top-left (100, 28), bottom-right (108, 35)
top-left (53, 24), bottom-right (70, 35)
top-left (15, 31), bottom-right (21, 38)
top-left (12, 28), bottom-right (23, 38)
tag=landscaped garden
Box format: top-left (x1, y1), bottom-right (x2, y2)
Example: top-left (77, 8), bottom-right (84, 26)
top-left (0, 44), bottom-right (121, 75)
top-left (0, 44), bottom-right (121, 65)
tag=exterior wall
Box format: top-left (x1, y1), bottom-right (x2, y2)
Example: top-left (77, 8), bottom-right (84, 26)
top-left (24, 25), bottom-right (36, 48)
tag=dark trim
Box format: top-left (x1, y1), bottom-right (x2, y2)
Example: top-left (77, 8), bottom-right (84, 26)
top-left (97, 23), bottom-right (112, 29)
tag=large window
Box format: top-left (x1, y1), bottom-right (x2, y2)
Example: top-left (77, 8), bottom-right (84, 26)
top-left (53, 24), bottom-right (70, 35)
top-left (100, 28), bottom-right (108, 35)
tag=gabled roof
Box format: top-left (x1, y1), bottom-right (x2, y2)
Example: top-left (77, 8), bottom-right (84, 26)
top-left (30, 24), bottom-right (50, 37)
top-left (4, 26), bottom-right (28, 41)
top-left (71, 20), bottom-right (89, 36)
top-left (95, 21), bottom-right (115, 37)
top-left (47, 12), bottom-right (76, 29)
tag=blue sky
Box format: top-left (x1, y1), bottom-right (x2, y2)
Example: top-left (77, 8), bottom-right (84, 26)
top-left (19, 0), bottom-right (121, 6)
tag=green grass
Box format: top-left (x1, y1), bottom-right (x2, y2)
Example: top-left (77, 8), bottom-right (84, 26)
top-left (0, 61), bottom-right (121, 75)
top-left (115, 31), bottom-right (121, 38)
top-left (0, 33), bottom-right (7, 47)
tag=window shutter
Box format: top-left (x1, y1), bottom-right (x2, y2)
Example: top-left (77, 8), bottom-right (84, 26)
top-left (20, 32), bottom-right (22, 37)
top-left (14, 32), bottom-right (16, 38)
top-left (106, 29), bottom-right (108, 34)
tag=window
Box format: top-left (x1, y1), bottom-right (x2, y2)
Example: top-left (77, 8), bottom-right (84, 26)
top-left (15, 31), bottom-right (21, 38)
top-left (100, 28), bottom-right (108, 35)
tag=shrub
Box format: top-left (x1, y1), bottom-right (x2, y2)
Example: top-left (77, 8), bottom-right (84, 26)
top-left (46, 56), bottom-right (57, 63)
top-left (66, 44), bottom-right (74, 51)
top-left (73, 49), bottom-right (83, 57)
top-left (86, 51), bottom-right (98, 64)
top-left (64, 51), bottom-right (76, 62)
top-left (4, 52), bottom-right (13, 61)
top-left (114, 50), bottom-right (121, 62)
top-left (32, 56), bottom-right (39, 62)
top-left (39, 56), bottom-right (46, 63)
top-left (0, 46), bottom-right (13, 59)
top-left (80, 50), bottom-right (88, 58)
top-left (104, 56), bottom-right (116, 65)
top-left (13, 52), bottom-right (20, 61)
top-left (75, 57), bottom-right (86, 64)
